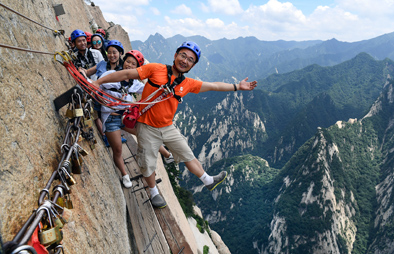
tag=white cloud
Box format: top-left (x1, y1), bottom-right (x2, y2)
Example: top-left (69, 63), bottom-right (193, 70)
top-left (92, 0), bottom-right (394, 42)
top-left (207, 0), bottom-right (243, 15)
top-left (337, 0), bottom-right (394, 16)
top-left (150, 7), bottom-right (160, 16)
top-left (171, 4), bottom-right (193, 16)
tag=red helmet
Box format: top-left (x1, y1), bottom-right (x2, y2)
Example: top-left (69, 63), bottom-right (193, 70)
top-left (68, 37), bottom-right (71, 42)
top-left (85, 32), bottom-right (92, 43)
top-left (125, 50), bottom-right (145, 67)
top-left (96, 28), bottom-right (106, 37)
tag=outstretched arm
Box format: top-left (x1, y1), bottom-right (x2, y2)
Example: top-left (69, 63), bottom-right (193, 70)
top-left (92, 69), bottom-right (140, 87)
top-left (199, 77), bottom-right (257, 93)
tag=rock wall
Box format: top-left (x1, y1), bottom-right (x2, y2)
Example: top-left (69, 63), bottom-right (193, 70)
top-left (0, 0), bottom-right (132, 252)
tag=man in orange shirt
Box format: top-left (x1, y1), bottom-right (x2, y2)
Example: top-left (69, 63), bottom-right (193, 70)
top-left (93, 41), bottom-right (257, 208)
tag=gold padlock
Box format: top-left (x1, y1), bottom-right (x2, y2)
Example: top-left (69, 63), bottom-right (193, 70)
top-left (78, 145), bottom-right (89, 156)
top-left (65, 103), bottom-right (74, 118)
top-left (71, 155), bottom-right (82, 174)
top-left (62, 207), bottom-right (73, 222)
top-left (66, 174), bottom-right (76, 185)
top-left (84, 118), bottom-right (93, 128)
top-left (65, 194), bottom-right (74, 209)
top-left (39, 225), bottom-right (62, 246)
top-left (56, 197), bottom-right (65, 208)
top-left (54, 217), bottom-right (64, 229)
top-left (74, 107), bottom-right (84, 117)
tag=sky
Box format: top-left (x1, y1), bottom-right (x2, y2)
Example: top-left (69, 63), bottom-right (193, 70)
top-left (89, 0), bottom-right (394, 43)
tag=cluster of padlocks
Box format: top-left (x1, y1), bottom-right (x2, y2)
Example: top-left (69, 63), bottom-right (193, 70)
top-left (6, 89), bottom-right (98, 254)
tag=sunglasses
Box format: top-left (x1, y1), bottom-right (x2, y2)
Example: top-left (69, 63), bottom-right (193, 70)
top-left (92, 40), bottom-right (102, 45)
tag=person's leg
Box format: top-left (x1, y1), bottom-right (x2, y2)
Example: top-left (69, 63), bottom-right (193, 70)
top-left (123, 126), bottom-right (173, 162)
top-left (106, 130), bottom-right (127, 176)
top-left (95, 118), bottom-right (104, 136)
top-left (135, 123), bottom-right (167, 208)
top-left (184, 158), bottom-right (205, 178)
top-left (163, 125), bottom-right (228, 191)
top-left (105, 115), bottom-right (132, 189)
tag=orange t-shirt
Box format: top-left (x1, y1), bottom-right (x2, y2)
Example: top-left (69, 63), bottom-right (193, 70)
top-left (136, 63), bottom-right (203, 128)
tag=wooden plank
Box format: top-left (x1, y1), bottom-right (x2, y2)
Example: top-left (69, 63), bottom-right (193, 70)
top-left (120, 133), bottom-right (170, 254)
top-left (113, 131), bottom-right (194, 254)
top-left (154, 207), bottom-right (193, 254)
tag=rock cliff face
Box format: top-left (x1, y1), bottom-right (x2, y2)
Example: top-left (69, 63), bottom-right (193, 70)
top-left (0, 0), bottom-right (133, 253)
top-left (0, 1), bottom-right (228, 253)
top-left (175, 92), bottom-right (267, 170)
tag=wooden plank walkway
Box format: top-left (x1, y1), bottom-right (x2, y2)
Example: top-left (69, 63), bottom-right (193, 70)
top-left (107, 131), bottom-right (193, 254)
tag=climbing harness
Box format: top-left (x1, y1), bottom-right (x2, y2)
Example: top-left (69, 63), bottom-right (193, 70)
top-left (122, 65), bottom-right (185, 129)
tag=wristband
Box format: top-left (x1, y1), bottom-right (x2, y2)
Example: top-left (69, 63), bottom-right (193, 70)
top-left (233, 83), bottom-right (237, 91)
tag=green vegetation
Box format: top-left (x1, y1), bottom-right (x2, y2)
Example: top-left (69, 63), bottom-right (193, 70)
top-left (163, 160), bottom-right (211, 235)
top-left (171, 53), bottom-right (394, 253)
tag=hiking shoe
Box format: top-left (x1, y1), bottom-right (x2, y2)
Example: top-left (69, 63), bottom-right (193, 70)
top-left (206, 171), bottom-right (228, 191)
top-left (121, 136), bottom-right (127, 143)
top-left (102, 135), bottom-right (110, 147)
top-left (151, 194), bottom-right (167, 208)
top-left (122, 175), bottom-right (132, 188)
top-left (163, 153), bottom-right (174, 164)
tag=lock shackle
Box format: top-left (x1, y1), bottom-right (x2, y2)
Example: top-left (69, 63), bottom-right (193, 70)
top-left (53, 184), bottom-right (68, 196)
top-left (48, 200), bottom-right (64, 212)
top-left (10, 245), bottom-right (38, 254)
top-left (39, 188), bottom-right (50, 201)
top-left (36, 206), bottom-right (53, 228)
top-left (55, 244), bottom-right (64, 254)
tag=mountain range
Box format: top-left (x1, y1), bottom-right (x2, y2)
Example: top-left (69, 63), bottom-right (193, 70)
top-left (131, 32), bottom-right (394, 83)
top-left (131, 33), bottom-right (394, 253)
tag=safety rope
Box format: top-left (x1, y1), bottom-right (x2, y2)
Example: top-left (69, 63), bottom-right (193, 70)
top-left (55, 51), bottom-right (175, 109)
top-left (0, 43), bottom-right (55, 55)
top-left (0, 3), bottom-right (59, 32)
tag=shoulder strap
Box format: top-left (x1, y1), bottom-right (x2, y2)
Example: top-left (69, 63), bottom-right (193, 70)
top-left (147, 65), bottom-right (185, 102)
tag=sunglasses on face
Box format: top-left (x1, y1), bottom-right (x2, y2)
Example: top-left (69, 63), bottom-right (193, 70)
top-left (92, 40), bottom-right (102, 45)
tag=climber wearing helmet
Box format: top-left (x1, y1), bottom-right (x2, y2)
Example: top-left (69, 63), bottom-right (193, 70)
top-left (91, 33), bottom-right (107, 61)
top-left (85, 31), bottom-right (93, 48)
top-left (96, 28), bottom-right (109, 48)
top-left (71, 29), bottom-right (104, 80)
top-left (93, 41), bottom-right (257, 208)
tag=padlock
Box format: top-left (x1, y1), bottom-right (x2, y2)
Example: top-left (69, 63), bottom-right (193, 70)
top-left (56, 197), bottom-right (65, 208)
top-left (65, 194), bottom-right (74, 209)
top-left (73, 93), bottom-right (84, 117)
top-left (37, 206), bottom-right (63, 246)
top-left (66, 174), bottom-right (76, 186)
top-left (38, 225), bottom-right (62, 246)
top-left (48, 205), bottom-right (64, 229)
top-left (77, 144), bottom-right (89, 156)
top-left (59, 166), bottom-right (76, 186)
top-left (84, 117), bottom-right (93, 128)
top-left (65, 103), bottom-right (74, 118)
top-left (71, 152), bottom-right (82, 174)
top-left (62, 207), bottom-right (73, 222)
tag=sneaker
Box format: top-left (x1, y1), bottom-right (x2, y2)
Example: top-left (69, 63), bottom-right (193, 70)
top-left (163, 153), bottom-right (174, 164)
top-left (206, 171), bottom-right (228, 191)
top-left (151, 194), bottom-right (167, 208)
top-left (122, 175), bottom-right (132, 188)
top-left (121, 136), bottom-right (127, 143)
top-left (102, 135), bottom-right (110, 147)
